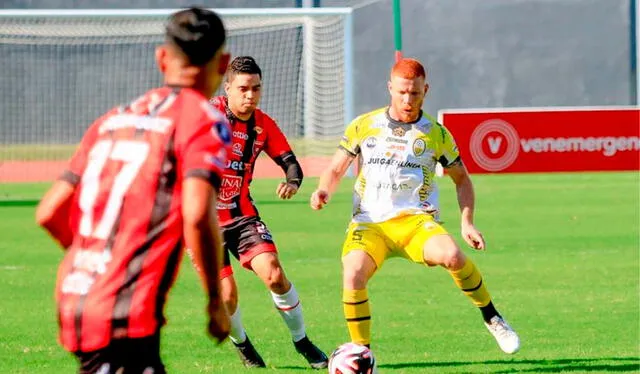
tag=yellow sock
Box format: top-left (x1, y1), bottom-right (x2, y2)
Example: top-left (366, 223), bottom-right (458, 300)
top-left (343, 289), bottom-right (371, 346)
top-left (449, 259), bottom-right (492, 307)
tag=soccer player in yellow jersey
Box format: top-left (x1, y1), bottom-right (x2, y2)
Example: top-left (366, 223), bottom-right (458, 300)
top-left (310, 58), bottom-right (520, 354)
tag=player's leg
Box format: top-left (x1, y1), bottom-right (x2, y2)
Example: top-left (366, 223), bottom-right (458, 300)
top-left (238, 218), bottom-right (328, 369)
top-left (412, 217), bottom-right (519, 354)
top-left (221, 225), bottom-right (267, 368)
top-left (341, 222), bottom-right (387, 348)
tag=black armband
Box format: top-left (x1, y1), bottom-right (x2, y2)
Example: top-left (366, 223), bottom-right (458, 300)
top-left (273, 151), bottom-right (304, 188)
top-left (439, 156), bottom-right (462, 168)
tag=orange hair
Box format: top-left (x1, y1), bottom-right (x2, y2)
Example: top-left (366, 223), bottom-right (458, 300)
top-left (391, 58), bottom-right (426, 79)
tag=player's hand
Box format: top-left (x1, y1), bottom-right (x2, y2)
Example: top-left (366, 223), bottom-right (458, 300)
top-left (276, 182), bottom-right (299, 200)
top-left (310, 189), bottom-right (329, 210)
top-left (461, 223), bottom-right (486, 250)
top-left (207, 298), bottom-right (230, 344)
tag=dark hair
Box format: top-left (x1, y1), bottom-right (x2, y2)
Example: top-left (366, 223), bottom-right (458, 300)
top-left (165, 7), bottom-right (226, 66)
top-left (226, 56), bottom-right (262, 82)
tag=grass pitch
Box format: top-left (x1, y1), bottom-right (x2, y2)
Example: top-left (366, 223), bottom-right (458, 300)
top-left (0, 172), bottom-right (638, 373)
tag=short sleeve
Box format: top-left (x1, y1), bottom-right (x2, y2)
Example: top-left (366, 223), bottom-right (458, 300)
top-left (178, 103), bottom-right (231, 189)
top-left (263, 115), bottom-right (292, 159)
top-left (338, 118), bottom-right (361, 156)
top-left (436, 124), bottom-right (461, 168)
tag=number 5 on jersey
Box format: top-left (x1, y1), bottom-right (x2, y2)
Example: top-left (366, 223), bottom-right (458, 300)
top-left (79, 140), bottom-right (150, 240)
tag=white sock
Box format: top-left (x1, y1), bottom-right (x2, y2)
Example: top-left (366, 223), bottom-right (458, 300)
top-left (272, 284), bottom-right (306, 342)
top-left (229, 306), bottom-right (247, 344)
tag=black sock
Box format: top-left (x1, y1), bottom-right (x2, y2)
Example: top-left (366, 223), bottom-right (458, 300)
top-left (480, 302), bottom-right (501, 323)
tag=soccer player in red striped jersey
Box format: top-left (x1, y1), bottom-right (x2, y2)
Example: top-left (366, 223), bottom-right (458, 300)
top-left (36, 8), bottom-right (232, 373)
top-left (208, 56), bottom-right (328, 369)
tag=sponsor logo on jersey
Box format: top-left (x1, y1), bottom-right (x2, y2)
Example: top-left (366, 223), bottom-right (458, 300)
top-left (255, 126), bottom-right (263, 134)
top-left (219, 175), bottom-right (243, 201)
top-left (413, 138), bottom-right (426, 156)
top-left (232, 143), bottom-right (244, 156)
top-left (365, 137), bottom-right (377, 148)
top-left (387, 144), bottom-right (406, 151)
top-left (233, 131), bottom-right (249, 140)
top-left (392, 126), bottom-right (406, 137)
top-left (367, 157), bottom-right (420, 168)
top-left (216, 201), bottom-right (238, 210)
top-left (226, 160), bottom-right (245, 171)
top-left (386, 137), bottom-right (408, 144)
top-left (376, 182), bottom-right (411, 191)
top-left (253, 140), bottom-right (264, 156)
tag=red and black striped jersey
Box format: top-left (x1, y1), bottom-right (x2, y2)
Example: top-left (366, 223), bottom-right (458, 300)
top-left (210, 96), bottom-right (292, 226)
top-left (55, 87), bottom-right (231, 353)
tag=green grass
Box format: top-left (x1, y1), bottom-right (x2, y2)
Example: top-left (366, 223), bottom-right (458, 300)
top-left (0, 172), bottom-right (639, 373)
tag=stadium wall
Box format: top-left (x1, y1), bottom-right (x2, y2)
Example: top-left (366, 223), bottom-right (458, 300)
top-left (0, 0), bottom-right (634, 145)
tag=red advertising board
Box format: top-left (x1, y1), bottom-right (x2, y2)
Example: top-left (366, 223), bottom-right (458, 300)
top-left (438, 107), bottom-right (640, 173)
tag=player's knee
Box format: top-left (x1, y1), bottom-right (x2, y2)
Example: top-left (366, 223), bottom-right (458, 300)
top-left (441, 246), bottom-right (465, 270)
top-left (423, 235), bottom-right (465, 270)
top-left (343, 268), bottom-right (368, 289)
top-left (342, 252), bottom-right (375, 289)
top-left (264, 265), bottom-right (289, 293)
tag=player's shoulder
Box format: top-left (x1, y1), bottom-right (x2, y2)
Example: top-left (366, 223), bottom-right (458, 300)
top-left (416, 111), bottom-right (443, 131)
top-left (417, 111), bottom-right (453, 144)
top-left (174, 89), bottom-right (227, 124)
top-left (253, 107), bottom-right (280, 132)
top-left (350, 107), bottom-right (387, 130)
top-left (209, 95), bottom-right (227, 112)
top-left (171, 90), bottom-right (230, 145)
top-left (355, 107), bottom-right (387, 123)
top-left (253, 107), bottom-right (276, 125)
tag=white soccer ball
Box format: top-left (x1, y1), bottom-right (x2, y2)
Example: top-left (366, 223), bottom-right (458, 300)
top-left (328, 342), bottom-right (377, 374)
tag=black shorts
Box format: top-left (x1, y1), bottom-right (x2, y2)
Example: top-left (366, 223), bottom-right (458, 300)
top-left (75, 335), bottom-right (165, 374)
top-left (221, 216), bottom-right (277, 273)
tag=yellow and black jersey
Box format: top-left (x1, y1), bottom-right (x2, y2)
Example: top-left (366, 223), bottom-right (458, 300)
top-left (339, 107), bottom-right (460, 223)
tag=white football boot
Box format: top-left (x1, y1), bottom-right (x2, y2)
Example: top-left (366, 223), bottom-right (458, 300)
top-left (485, 315), bottom-right (520, 354)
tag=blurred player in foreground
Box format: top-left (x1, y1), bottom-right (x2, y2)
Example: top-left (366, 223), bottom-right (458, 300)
top-left (310, 58), bottom-right (520, 355)
top-left (205, 56), bottom-right (328, 369)
top-left (36, 7), bottom-right (232, 373)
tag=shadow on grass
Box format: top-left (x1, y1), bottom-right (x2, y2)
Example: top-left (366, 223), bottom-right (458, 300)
top-left (379, 357), bottom-right (640, 372)
top-left (273, 365), bottom-right (317, 371)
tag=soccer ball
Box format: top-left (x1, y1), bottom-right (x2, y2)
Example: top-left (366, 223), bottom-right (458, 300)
top-left (328, 342), bottom-right (377, 374)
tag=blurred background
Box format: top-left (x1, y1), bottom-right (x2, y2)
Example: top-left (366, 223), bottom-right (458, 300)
top-left (2, 0), bottom-right (635, 117)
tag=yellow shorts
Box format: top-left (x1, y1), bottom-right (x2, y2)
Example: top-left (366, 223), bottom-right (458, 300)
top-left (342, 214), bottom-right (448, 269)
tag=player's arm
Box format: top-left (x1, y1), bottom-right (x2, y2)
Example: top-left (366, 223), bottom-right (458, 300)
top-left (447, 161), bottom-right (475, 225)
top-left (182, 178), bottom-right (223, 299)
top-left (35, 119), bottom-right (102, 250)
top-left (310, 118), bottom-right (359, 210)
top-left (264, 117), bottom-right (303, 200)
top-left (440, 124), bottom-right (485, 250)
top-left (310, 148), bottom-right (354, 210)
top-left (35, 180), bottom-right (76, 250)
top-left (180, 113), bottom-right (232, 343)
